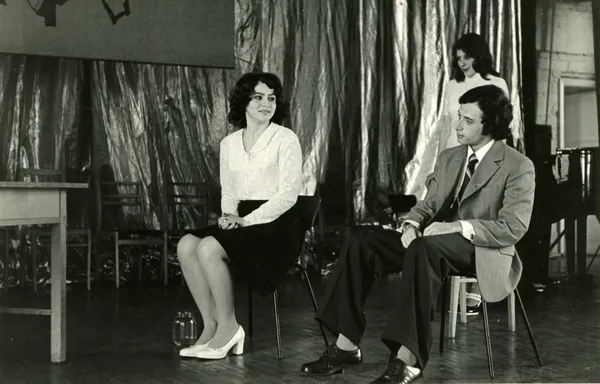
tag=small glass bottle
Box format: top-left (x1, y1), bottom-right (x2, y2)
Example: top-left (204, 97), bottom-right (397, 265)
top-left (172, 311), bottom-right (198, 347)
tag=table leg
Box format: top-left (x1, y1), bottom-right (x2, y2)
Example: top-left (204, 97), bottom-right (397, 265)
top-left (576, 215), bottom-right (588, 284)
top-left (3, 230), bottom-right (8, 292)
top-left (564, 217), bottom-right (576, 277)
top-left (50, 191), bottom-right (67, 363)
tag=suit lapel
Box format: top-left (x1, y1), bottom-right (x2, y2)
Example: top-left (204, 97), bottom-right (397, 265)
top-left (428, 147), bottom-right (466, 225)
top-left (461, 141), bottom-right (505, 202)
top-left (445, 148), bottom-right (466, 199)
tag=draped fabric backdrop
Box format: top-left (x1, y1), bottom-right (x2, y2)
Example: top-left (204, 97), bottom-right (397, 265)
top-left (592, 0), bottom-right (600, 222)
top-left (400, 0), bottom-right (525, 200)
top-left (0, 55), bottom-right (91, 228)
top-left (0, 0), bottom-right (524, 229)
top-left (594, 1), bottom-right (600, 144)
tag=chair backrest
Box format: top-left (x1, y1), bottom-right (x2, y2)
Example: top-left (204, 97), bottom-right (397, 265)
top-left (166, 182), bottom-right (210, 230)
top-left (296, 195), bottom-right (321, 232)
top-left (100, 181), bottom-right (145, 230)
top-left (21, 168), bottom-right (65, 183)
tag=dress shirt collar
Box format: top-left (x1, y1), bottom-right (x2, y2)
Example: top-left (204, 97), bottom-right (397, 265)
top-left (467, 139), bottom-right (495, 163)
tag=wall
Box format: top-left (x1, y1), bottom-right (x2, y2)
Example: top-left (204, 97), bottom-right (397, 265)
top-left (535, 0), bottom-right (599, 256)
top-left (564, 89), bottom-right (600, 254)
top-left (536, 0), bottom-right (596, 150)
top-left (564, 90), bottom-right (599, 148)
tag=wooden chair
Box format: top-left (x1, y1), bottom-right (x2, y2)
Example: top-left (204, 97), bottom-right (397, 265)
top-left (439, 273), bottom-right (543, 378)
top-left (1, 230), bottom-right (10, 292)
top-left (21, 168), bottom-right (93, 291)
top-left (99, 181), bottom-right (167, 288)
top-left (167, 182), bottom-right (211, 230)
top-left (164, 181), bottom-right (212, 286)
top-left (247, 195), bottom-right (329, 359)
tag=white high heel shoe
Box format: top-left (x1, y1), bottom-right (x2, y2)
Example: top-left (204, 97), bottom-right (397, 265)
top-left (191, 326), bottom-right (245, 359)
top-left (179, 339), bottom-right (212, 357)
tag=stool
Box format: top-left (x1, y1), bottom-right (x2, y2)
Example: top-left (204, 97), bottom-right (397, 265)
top-left (447, 276), bottom-right (516, 338)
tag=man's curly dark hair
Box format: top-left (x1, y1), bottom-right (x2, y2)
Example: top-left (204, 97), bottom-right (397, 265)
top-left (451, 33), bottom-right (501, 82)
top-left (227, 72), bottom-right (287, 128)
top-left (458, 85), bottom-right (513, 141)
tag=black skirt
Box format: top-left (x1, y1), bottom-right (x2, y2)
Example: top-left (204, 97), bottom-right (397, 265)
top-left (193, 200), bottom-right (304, 296)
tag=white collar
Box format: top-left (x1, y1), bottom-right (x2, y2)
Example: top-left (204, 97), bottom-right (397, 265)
top-left (467, 139), bottom-right (495, 162)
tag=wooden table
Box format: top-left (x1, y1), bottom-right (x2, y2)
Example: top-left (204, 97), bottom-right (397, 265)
top-left (0, 182), bottom-right (88, 363)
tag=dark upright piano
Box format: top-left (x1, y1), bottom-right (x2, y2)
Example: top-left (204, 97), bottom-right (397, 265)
top-left (520, 147), bottom-right (599, 287)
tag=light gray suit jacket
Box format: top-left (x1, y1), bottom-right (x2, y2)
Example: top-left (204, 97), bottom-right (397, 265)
top-left (407, 141), bottom-right (536, 303)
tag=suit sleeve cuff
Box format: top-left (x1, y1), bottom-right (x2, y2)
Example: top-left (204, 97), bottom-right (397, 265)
top-left (400, 220), bottom-right (420, 232)
top-left (241, 216), bottom-right (254, 226)
top-left (459, 220), bottom-right (475, 242)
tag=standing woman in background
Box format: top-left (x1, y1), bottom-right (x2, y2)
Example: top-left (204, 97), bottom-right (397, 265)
top-left (439, 32), bottom-right (510, 153)
top-left (175, 72), bottom-right (304, 360)
top-left (437, 33), bottom-right (509, 313)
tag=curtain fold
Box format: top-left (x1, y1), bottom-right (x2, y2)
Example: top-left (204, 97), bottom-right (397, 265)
top-left (592, 0), bottom-right (600, 221)
top-left (593, 1), bottom-right (600, 143)
top-left (0, 54), bottom-right (89, 230)
top-left (0, 54), bottom-right (85, 181)
top-left (1, 0), bottom-right (524, 228)
top-left (402, 0), bottom-right (525, 200)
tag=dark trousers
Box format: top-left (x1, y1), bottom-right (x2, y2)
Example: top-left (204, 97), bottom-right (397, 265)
top-left (315, 227), bottom-right (475, 369)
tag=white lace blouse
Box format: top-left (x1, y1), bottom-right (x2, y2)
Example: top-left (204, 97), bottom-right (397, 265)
top-left (219, 123), bottom-right (302, 226)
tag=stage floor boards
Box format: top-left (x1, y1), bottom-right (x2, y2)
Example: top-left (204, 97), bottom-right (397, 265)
top-left (1, 267), bottom-right (599, 383)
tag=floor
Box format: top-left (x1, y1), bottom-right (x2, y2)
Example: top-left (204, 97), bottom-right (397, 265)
top-left (1, 261), bottom-right (599, 384)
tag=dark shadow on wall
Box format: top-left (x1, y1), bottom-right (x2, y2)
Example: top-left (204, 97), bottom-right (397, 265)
top-left (29, 0), bottom-right (71, 27)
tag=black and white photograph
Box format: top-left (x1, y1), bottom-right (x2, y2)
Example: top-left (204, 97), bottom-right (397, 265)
top-left (0, 0), bottom-right (598, 383)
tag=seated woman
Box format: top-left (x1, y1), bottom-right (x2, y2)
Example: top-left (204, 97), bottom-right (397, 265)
top-left (176, 72), bottom-right (303, 360)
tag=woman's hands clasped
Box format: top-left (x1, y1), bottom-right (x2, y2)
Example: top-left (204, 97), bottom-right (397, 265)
top-left (218, 214), bottom-right (247, 230)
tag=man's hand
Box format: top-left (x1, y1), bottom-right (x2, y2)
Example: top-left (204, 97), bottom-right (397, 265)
top-left (401, 225), bottom-right (422, 248)
top-left (218, 214), bottom-right (247, 230)
top-left (423, 222), bottom-right (462, 236)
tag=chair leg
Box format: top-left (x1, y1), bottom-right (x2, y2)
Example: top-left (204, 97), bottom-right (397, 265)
top-left (31, 234), bottom-right (38, 293)
top-left (86, 229), bottom-right (92, 291)
top-left (481, 301), bottom-right (495, 379)
top-left (95, 233), bottom-right (101, 284)
top-left (515, 288), bottom-right (544, 366)
top-left (247, 286), bottom-right (253, 339)
top-left (114, 232), bottom-right (119, 288)
top-left (439, 278), bottom-right (448, 354)
top-left (273, 289), bottom-right (283, 359)
top-left (3, 230), bottom-right (9, 292)
top-left (448, 276), bottom-right (460, 338)
top-left (162, 231), bottom-right (168, 286)
top-left (19, 235), bottom-right (27, 289)
top-left (507, 291), bottom-right (516, 332)
top-left (459, 280), bottom-right (468, 323)
top-left (296, 264), bottom-right (329, 348)
top-left (137, 251), bottom-right (143, 283)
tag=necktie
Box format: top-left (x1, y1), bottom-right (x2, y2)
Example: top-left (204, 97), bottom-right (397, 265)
top-left (457, 153), bottom-right (478, 202)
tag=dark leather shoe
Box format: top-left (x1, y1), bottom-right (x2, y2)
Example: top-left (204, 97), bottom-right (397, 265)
top-left (370, 356), bottom-right (422, 384)
top-left (300, 344), bottom-right (362, 376)
top-left (466, 301), bottom-right (481, 315)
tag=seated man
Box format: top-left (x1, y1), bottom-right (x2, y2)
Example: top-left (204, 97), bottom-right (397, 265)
top-left (300, 84), bottom-right (535, 383)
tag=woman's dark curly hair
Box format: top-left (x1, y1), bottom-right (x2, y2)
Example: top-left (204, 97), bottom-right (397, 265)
top-left (451, 33), bottom-right (500, 82)
top-left (458, 85), bottom-right (513, 141)
top-left (227, 72), bottom-right (287, 128)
